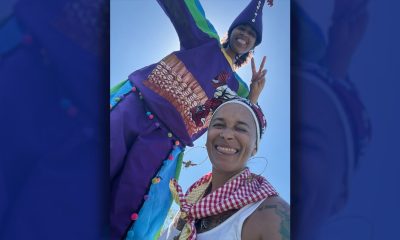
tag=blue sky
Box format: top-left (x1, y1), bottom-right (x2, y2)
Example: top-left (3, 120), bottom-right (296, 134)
top-left (110, 0), bottom-right (290, 202)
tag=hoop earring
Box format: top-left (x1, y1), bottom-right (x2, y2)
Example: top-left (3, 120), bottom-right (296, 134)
top-left (247, 156), bottom-right (269, 176)
top-left (182, 146), bottom-right (209, 168)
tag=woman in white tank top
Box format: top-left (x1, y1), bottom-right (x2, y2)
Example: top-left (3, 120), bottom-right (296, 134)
top-left (159, 99), bottom-right (290, 240)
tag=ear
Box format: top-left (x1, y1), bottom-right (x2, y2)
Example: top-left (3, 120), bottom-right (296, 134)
top-left (251, 147), bottom-right (257, 157)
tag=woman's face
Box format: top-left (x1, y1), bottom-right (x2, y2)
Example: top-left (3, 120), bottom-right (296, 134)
top-left (229, 24), bottom-right (257, 55)
top-left (206, 103), bottom-right (257, 174)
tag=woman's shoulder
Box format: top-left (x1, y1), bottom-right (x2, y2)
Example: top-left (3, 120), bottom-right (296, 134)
top-left (241, 196), bottom-right (290, 240)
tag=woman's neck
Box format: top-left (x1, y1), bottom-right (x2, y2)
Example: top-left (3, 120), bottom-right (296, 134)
top-left (224, 46), bottom-right (237, 62)
top-left (210, 168), bottom-right (244, 193)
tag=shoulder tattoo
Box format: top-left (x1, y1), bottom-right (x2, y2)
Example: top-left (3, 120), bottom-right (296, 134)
top-left (257, 202), bottom-right (290, 240)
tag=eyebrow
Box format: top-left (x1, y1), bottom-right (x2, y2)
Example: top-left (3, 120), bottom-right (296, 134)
top-left (237, 121), bottom-right (251, 127)
top-left (240, 25), bottom-right (256, 35)
top-left (213, 118), bottom-right (251, 128)
top-left (247, 28), bottom-right (256, 36)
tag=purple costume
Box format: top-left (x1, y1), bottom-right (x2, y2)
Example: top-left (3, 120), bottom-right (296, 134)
top-left (110, 0), bottom-right (270, 239)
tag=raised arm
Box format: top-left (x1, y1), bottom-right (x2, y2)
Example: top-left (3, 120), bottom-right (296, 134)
top-left (157, 0), bottom-right (219, 49)
top-left (248, 56), bottom-right (267, 104)
top-left (234, 56), bottom-right (267, 103)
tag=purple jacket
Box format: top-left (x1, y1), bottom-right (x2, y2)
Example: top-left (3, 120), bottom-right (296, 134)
top-left (129, 0), bottom-right (250, 146)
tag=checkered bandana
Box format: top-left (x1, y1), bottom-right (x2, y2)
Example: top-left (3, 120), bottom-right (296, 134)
top-left (169, 168), bottom-right (277, 240)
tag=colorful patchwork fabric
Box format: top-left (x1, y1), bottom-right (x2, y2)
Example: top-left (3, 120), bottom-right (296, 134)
top-left (234, 72), bottom-right (250, 98)
top-left (143, 54), bottom-right (210, 137)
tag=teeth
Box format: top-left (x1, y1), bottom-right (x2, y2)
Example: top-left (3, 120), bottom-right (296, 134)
top-left (237, 39), bottom-right (246, 45)
top-left (217, 146), bottom-right (237, 154)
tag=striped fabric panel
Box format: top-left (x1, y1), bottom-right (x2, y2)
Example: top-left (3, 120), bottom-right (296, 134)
top-left (110, 79), bottom-right (130, 107)
top-left (110, 79), bottom-right (128, 96)
top-left (234, 72), bottom-right (250, 98)
top-left (184, 0), bottom-right (220, 41)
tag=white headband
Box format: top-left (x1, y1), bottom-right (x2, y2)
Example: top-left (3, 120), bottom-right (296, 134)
top-left (212, 100), bottom-right (261, 150)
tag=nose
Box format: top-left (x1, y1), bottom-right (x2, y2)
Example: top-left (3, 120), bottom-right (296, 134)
top-left (219, 128), bottom-right (234, 140)
top-left (239, 29), bottom-right (249, 38)
top-left (241, 28), bottom-right (255, 40)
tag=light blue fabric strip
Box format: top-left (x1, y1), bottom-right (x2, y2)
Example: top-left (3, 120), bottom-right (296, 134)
top-left (110, 80), bottom-right (132, 108)
top-left (126, 146), bottom-right (184, 240)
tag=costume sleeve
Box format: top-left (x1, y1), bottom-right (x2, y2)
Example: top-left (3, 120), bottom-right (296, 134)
top-left (110, 79), bottom-right (129, 100)
top-left (157, 0), bottom-right (220, 49)
top-left (233, 72), bottom-right (250, 98)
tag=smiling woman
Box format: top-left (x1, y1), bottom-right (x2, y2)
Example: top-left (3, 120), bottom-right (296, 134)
top-left (160, 98), bottom-right (290, 240)
top-left (229, 25), bottom-right (257, 54)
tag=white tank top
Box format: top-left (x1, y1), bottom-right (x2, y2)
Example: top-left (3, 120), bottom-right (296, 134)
top-left (159, 199), bottom-right (265, 240)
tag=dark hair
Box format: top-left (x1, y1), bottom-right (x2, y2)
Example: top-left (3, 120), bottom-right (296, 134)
top-left (221, 33), bottom-right (254, 70)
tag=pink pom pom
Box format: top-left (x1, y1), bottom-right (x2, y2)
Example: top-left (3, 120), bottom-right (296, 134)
top-left (130, 213), bottom-right (139, 221)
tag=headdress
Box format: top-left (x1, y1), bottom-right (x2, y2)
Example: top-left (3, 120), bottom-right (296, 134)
top-left (228, 0), bottom-right (274, 47)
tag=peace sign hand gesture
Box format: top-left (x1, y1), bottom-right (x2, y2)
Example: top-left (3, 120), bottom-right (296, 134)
top-left (248, 56), bottom-right (267, 104)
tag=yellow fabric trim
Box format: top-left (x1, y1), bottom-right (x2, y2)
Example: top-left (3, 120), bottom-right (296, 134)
top-left (170, 178), bottom-right (211, 239)
top-left (179, 224), bottom-right (191, 240)
top-left (170, 180), bottom-right (181, 206)
top-left (186, 181), bottom-right (211, 204)
top-left (221, 48), bottom-right (235, 71)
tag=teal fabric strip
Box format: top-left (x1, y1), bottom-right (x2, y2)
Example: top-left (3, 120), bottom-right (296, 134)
top-left (126, 146), bottom-right (184, 240)
top-left (110, 79), bottom-right (131, 108)
top-left (184, 0), bottom-right (219, 41)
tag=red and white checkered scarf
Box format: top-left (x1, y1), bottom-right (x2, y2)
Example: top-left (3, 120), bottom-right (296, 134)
top-left (169, 168), bottom-right (277, 240)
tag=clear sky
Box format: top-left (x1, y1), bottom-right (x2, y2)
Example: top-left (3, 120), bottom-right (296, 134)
top-left (110, 0), bottom-right (290, 203)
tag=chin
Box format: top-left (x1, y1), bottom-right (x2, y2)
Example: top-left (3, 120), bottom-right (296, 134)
top-left (213, 163), bottom-right (242, 175)
top-left (233, 47), bottom-right (248, 55)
